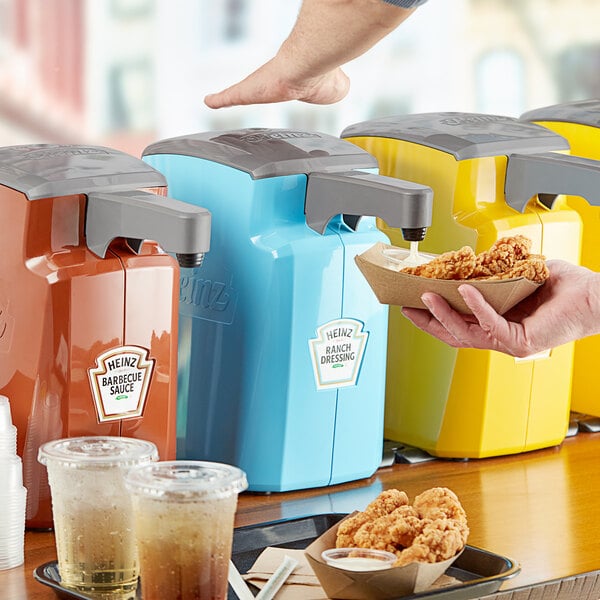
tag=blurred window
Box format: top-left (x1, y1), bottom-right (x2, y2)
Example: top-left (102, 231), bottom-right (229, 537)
top-left (111, 0), bottom-right (153, 18)
top-left (475, 49), bottom-right (526, 115)
top-left (224, 0), bottom-right (247, 41)
top-left (108, 60), bottom-right (154, 131)
top-left (369, 98), bottom-right (411, 120)
top-left (556, 45), bottom-right (600, 101)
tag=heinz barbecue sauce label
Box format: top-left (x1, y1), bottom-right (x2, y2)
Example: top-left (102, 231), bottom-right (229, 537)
top-left (88, 346), bottom-right (154, 422)
top-left (309, 319), bottom-right (368, 390)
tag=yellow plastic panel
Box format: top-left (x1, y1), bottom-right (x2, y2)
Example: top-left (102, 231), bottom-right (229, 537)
top-left (346, 134), bottom-right (579, 457)
top-left (531, 121), bottom-right (600, 416)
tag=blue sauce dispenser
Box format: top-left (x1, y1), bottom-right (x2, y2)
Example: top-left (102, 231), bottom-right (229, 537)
top-left (143, 129), bottom-right (432, 491)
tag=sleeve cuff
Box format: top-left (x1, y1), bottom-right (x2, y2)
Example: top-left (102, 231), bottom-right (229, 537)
top-left (381, 0), bottom-right (429, 8)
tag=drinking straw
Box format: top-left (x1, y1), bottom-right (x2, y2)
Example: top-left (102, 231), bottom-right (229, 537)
top-left (254, 554), bottom-right (299, 600)
top-left (228, 560), bottom-right (255, 600)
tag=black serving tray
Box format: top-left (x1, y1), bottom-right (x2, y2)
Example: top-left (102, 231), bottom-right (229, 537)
top-left (34, 513), bottom-right (520, 600)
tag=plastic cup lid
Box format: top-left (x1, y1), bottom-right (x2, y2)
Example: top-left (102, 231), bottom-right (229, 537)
top-left (37, 436), bottom-right (159, 469)
top-left (124, 460), bottom-right (248, 500)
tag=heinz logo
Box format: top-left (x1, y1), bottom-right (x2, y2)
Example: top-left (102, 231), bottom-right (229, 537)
top-left (439, 115), bottom-right (512, 126)
top-left (179, 274), bottom-right (238, 324)
top-left (239, 131), bottom-right (321, 143)
top-left (24, 146), bottom-right (109, 160)
top-left (88, 346), bottom-right (154, 423)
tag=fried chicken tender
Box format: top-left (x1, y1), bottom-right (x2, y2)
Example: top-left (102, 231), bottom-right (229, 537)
top-left (394, 518), bottom-right (470, 566)
top-left (400, 234), bottom-right (549, 284)
top-left (486, 255), bottom-right (549, 283)
top-left (335, 487), bottom-right (469, 567)
top-left (335, 489), bottom-right (409, 547)
top-left (353, 506), bottom-right (422, 552)
top-left (402, 246), bottom-right (476, 280)
top-left (413, 487), bottom-right (468, 525)
top-left (364, 488), bottom-right (409, 518)
top-left (471, 235), bottom-right (532, 278)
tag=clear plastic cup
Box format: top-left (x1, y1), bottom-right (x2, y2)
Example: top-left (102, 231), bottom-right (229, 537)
top-left (124, 461), bottom-right (248, 600)
top-left (0, 456), bottom-right (26, 570)
top-left (0, 396), bottom-right (17, 456)
top-left (38, 436), bottom-right (158, 597)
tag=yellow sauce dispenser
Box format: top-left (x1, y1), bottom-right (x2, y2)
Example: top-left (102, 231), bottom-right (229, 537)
top-left (521, 100), bottom-right (600, 419)
top-left (342, 112), bottom-right (588, 458)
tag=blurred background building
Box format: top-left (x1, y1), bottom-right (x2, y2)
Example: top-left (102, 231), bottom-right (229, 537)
top-left (0, 0), bottom-right (598, 156)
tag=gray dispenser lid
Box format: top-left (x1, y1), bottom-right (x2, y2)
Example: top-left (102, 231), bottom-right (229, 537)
top-left (521, 99), bottom-right (600, 128)
top-left (0, 144), bottom-right (167, 200)
top-left (143, 128), bottom-right (379, 178)
top-left (341, 112), bottom-right (569, 160)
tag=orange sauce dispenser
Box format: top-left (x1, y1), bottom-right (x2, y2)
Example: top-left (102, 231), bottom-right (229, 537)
top-left (0, 144), bottom-right (210, 528)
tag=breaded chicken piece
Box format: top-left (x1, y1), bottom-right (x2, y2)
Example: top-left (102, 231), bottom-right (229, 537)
top-left (413, 487), bottom-right (468, 525)
top-left (335, 487), bottom-right (469, 566)
top-left (335, 489), bottom-right (409, 547)
top-left (401, 246), bottom-right (477, 280)
top-left (399, 235), bottom-right (548, 284)
top-left (335, 512), bottom-right (373, 548)
top-left (471, 234), bottom-right (532, 278)
top-left (394, 518), bottom-right (470, 566)
top-left (364, 489), bottom-right (410, 518)
top-left (487, 255), bottom-right (549, 283)
top-left (353, 506), bottom-right (422, 552)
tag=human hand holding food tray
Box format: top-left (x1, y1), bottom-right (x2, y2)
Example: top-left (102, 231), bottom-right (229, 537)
top-left (355, 236), bottom-right (548, 315)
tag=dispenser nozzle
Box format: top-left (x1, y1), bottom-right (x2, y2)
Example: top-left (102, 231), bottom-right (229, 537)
top-left (176, 253), bottom-right (205, 268)
top-left (401, 227), bottom-right (427, 242)
top-left (85, 190), bottom-right (211, 261)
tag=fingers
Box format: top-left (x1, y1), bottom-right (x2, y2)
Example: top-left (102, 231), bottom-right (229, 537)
top-left (401, 306), bottom-right (464, 347)
top-left (419, 292), bottom-right (484, 348)
top-left (456, 285), bottom-right (517, 353)
top-left (204, 89), bottom-right (238, 109)
top-left (204, 62), bottom-right (284, 109)
top-left (402, 286), bottom-right (540, 357)
top-left (403, 288), bottom-right (510, 354)
top-left (204, 79), bottom-right (265, 109)
top-left (402, 292), bottom-right (476, 348)
top-left (205, 66), bottom-right (350, 109)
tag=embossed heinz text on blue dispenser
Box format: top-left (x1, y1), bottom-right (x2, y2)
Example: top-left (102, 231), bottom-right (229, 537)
top-left (143, 129), bottom-right (432, 491)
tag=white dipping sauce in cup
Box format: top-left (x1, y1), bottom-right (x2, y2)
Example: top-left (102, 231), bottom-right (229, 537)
top-left (321, 548), bottom-right (397, 572)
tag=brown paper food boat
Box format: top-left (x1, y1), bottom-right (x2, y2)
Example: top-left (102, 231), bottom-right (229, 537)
top-left (304, 515), bottom-right (462, 600)
top-left (355, 243), bottom-right (542, 315)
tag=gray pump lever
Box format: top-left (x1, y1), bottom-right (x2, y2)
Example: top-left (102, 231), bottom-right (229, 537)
top-left (505, 152), bottom-right (600, 212)
top-left (305, 170), bottom-right (433, 241)
top-left (85, 190), bottom-right (211, 265)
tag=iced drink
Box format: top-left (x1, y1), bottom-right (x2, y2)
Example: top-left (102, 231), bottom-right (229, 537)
top-left (124, 461), bottom-right (247, 600)
top-left (38, 437), bottom-right (158, 597)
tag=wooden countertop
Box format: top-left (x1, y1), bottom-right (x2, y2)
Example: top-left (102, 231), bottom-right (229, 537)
top-left (6, 431), bottom-right (600, 599)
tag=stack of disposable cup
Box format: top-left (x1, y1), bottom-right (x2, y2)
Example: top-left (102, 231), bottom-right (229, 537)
top-left (0, 395), bottom-right (27, 570)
